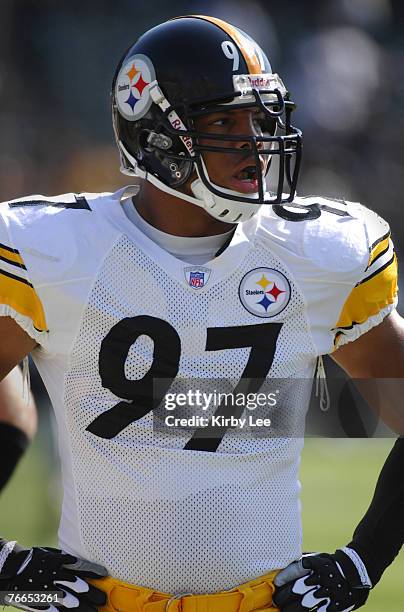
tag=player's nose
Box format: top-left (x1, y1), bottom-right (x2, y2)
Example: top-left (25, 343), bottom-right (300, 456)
top-left (233, 112), bottom-right (262, 150)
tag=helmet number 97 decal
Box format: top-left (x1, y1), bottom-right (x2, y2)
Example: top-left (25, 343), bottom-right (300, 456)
top-left (221, 40), bottom-right (240, 72)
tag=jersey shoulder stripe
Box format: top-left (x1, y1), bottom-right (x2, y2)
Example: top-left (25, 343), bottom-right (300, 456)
top-left (360, 239), bottom-right (395, 284)
top-left (0, 267), bottom-right (47, 332)
top-left (0, 189), bottom-right (124, 343)
top-left (333, 257), bottom-right (397, 349)
top-left (334, 252), bottom-right (397, 328)
top-left (366, 231), bottom-right (390, 270)
top-left (0, 232), bottom-right (48, 333)
top-left (0, 193), bottom-right (93, 336)
top-left (0, 242), bottom-right (27, 269)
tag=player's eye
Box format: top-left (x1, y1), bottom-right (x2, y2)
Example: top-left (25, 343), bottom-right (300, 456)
top-left (254, 114), bottom-right (277, 135)
top-left (211, 117), bottom-right (230, 127)
top-left (252, 113), bottom-right (265, 130)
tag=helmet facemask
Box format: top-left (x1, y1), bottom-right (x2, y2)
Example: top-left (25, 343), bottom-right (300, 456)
top-left (186, 78), bottom-right (302, 208)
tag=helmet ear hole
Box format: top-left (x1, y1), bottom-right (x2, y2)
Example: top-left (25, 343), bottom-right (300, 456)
top-left (115, 102), bottom-right (195, 187)
top-left (139, 129), bottom-right (151, 149)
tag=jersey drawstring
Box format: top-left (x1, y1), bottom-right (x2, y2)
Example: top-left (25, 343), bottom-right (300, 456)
top-left (315, 356), bottom-right (330, 412)
top-left (22, 356), bottom-right (31, 405)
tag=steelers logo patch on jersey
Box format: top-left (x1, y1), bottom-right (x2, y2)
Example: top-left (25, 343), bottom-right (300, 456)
top-left (115, 54), bottom-right (156, 121)
top-left (238, 268), bottom-right (291, 318)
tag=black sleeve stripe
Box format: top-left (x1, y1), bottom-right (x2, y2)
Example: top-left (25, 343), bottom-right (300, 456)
top-left (370, 230), bottom-right (390, 252)
top-left (34, 324), bottom-right (48, 333)
top-left (0, 241), bottom-right (20, 254)
top-left (0, 268), bottom-right (33, 287)
top-left (357, 254), bottom-right (395, 286)
top-left (8, 195), bottom-right (91, 211)
top-left (0, 254), bottom-right (27, 270)
top-left (333, 321), bottom-right (365, 332)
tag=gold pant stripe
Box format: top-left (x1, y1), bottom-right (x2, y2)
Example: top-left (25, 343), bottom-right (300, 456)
top-left (190, 16), bottom-right (262, 74)
top-left (334, 254), bottom-right (398, 331)
top-left (0, 272), bottom-right (47, 332)
top-left (89, 570), bottom-right (280, 612)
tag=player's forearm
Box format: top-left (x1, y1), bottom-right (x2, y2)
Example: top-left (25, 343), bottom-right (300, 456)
top-left (0, 367), bottom-right (37, 438)
top-left (332, 312), bottom-right (404, 433)
top-left (0, 423), bottom-right (30, 492)
top-left (348, 437), bottom-right (404, 584)
top-left (348, 377), bottom-right (404, 434)
top-left (0, 367), bottom-right (37, 493)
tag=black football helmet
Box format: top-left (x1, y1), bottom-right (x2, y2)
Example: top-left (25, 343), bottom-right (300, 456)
top-left (112, 15), bottom-right (302, 223)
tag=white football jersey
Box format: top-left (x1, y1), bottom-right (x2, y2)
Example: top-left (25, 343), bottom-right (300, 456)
top-left (0, 187), bottom-right (397, 593)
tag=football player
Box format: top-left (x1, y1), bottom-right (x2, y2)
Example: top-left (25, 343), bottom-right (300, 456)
top-left (0, 366), bottom-right (36, 493)
top-left (0, 14), bottom-right (403, 612)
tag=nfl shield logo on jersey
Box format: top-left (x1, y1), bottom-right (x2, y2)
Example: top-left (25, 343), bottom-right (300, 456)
top-left (239, 267), bottom-right (291, 318)
top-left (184, 266), bottom-right (211, 289)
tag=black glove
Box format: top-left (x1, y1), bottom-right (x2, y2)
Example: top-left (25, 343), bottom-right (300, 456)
top-left (273, 548), bottom-right (372, 611)
top-left (0, 540), bottom-right (108, 611)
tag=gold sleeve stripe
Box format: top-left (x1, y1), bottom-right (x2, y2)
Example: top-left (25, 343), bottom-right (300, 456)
top-left (0, 242), bottom-right (26, 268)
top-left (0, 268), bottom-right (47, 332)
top-left (191, 15), bottom-right (262, 74)
top-left (370, 230), bottom-right (390, 251)
top-left (0, 253), bottom-right (27, 269)
top-left (334, 254), bottom-right (397, 331)
top-left (366, 233), bottom-right (390, 270)
top-left (358, 253), bottom-right (395, 285)
top-left (0, 240), bottom-right (19, 253)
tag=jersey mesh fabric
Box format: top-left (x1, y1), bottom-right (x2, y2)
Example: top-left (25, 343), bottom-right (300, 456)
top-left (62, 233), bottom-right (315, 593)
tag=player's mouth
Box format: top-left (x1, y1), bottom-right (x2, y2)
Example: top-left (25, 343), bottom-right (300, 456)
top-left (229, 160), bottom-right (266, 194)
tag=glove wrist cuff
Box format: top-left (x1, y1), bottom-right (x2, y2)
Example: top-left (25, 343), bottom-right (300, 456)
top-left (340, 547), bottom-right (372, 588)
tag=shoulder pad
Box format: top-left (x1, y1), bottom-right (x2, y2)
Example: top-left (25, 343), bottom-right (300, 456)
top-left (258, 196), bottom-right (369, 276)
top-left (300, 197), bottom-right (369, 274)
top-left (345, 200), bottom-right (390, 252)
top-left (0, 191), bottom-right (118, 285)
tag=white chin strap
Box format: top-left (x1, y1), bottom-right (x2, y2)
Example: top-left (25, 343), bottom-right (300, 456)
top-left (119, 140), bottom-right (261, 224)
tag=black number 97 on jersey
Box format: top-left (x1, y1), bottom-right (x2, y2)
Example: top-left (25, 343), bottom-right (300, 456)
top-left (86, 315), bottom-right (283, 452)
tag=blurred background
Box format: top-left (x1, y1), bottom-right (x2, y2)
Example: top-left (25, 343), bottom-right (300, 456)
top-left (1, 1), bottom-right (403, 610)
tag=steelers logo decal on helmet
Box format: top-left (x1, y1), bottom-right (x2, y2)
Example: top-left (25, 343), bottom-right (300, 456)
top-left (239, 268), bottom-right (291, 318)
top-left (115, 54), bottom-right (156, 121)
